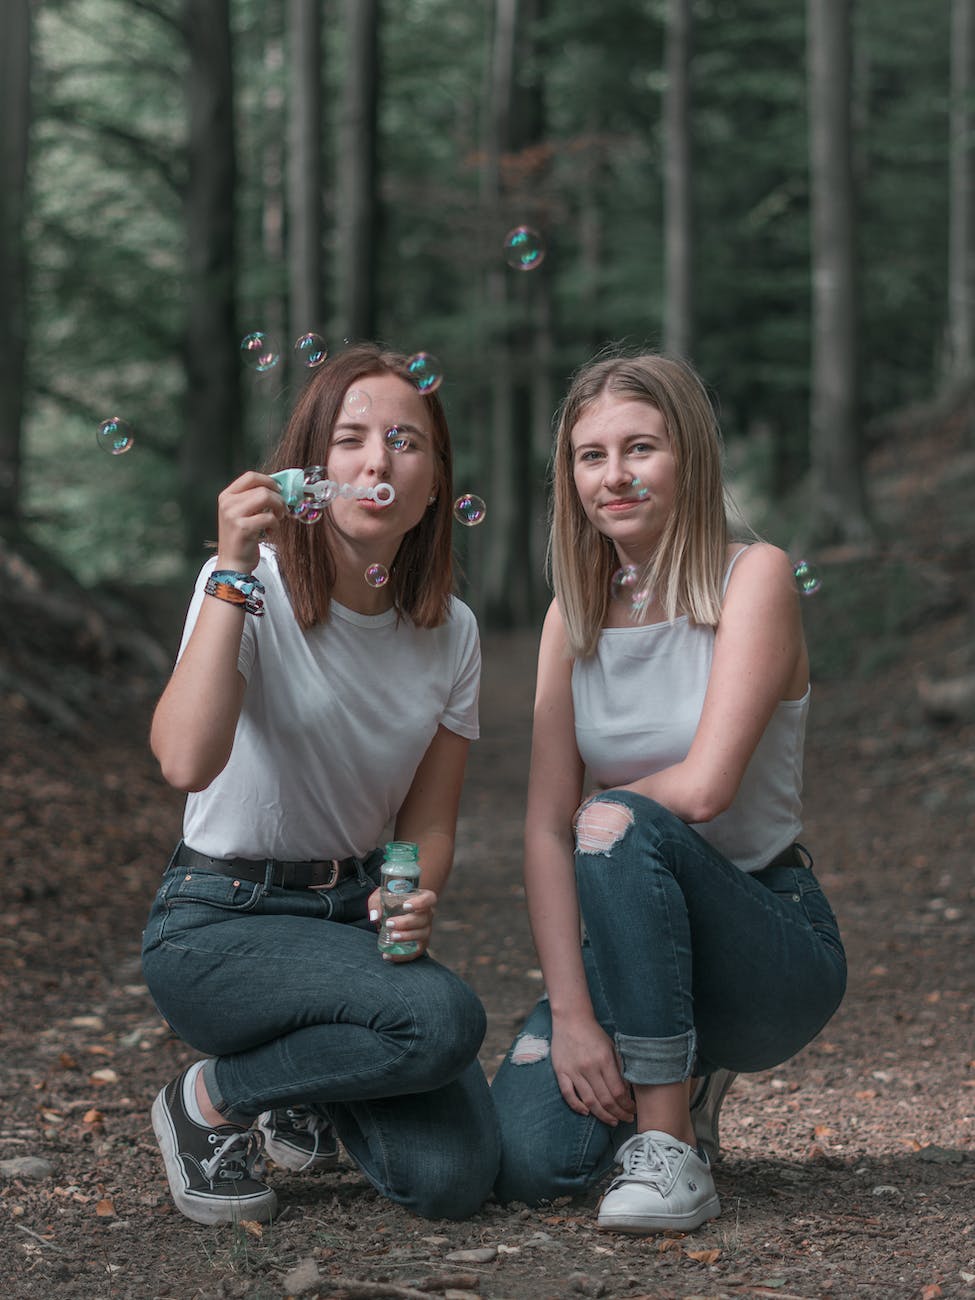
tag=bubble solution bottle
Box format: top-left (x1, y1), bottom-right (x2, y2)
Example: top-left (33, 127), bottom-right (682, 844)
top-left (377, 841), bottom-right (421, 957)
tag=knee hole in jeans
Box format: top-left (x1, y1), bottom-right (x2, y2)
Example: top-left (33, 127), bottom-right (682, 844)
top-left (510, 1033), bottom-right (550, 1065)
top-left (575, 800), bottom-right (634, 856)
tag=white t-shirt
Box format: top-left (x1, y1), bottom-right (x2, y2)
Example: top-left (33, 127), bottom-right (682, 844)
top-left (177, 548), bottom-right (480, 861)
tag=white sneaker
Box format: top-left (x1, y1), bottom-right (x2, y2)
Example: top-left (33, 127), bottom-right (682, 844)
top-left (690, 1068), bottom-right (738, 1162)
top-left (597, 1130), bottom-right (720, 1234)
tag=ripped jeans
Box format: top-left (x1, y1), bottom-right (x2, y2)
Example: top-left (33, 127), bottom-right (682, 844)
top-left (491, 792), bottom-right (846, 1205)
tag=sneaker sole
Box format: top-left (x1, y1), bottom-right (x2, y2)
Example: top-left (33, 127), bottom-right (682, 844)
top-left (151, 1090), bottom-right (278, 1226)
top-left (597, 1192), bottom-right (721, 1234)
top-left (256, 1121), bottom-right (341, 1173)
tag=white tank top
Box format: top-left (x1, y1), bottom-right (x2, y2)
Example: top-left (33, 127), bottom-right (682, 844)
top-left (571, 547), bottom-right (809, 873)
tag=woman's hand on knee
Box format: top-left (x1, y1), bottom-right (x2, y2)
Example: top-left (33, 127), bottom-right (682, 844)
top-left (374, 887), bottom-right (438, 962)
top-left (551, 1019), bottom-right (636, 1126)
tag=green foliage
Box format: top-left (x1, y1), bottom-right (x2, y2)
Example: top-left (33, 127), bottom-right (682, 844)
top-left (17, 0), bottom-right (957, 598)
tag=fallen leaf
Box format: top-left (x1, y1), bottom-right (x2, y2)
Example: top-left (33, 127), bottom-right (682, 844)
top-left (241, 1220), bottom-right (263, 1238)
top-left (685, 1247), bottom-right (721, 1264)
top-left (58, 1051), bottom-right (78, 1070)
top-left (657, 1237), bottom-right (685, 1253)
top-left (921, 1286), bottom-right (942, 1300)
top-left (90, 1068), bottom-right (119, 1084)
top-left (95, 1198), bottom-right (116, 1217)
top-left (855, 1089), bottom-right (878, 1099)
top-left (813, 1124), bottom-right (836, 1138)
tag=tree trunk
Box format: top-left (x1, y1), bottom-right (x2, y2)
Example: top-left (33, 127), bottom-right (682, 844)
top-left (336, 0), bottom-right (379, 341)
top-left (806, 0), bottom-right (871, 542)
top-left (948, 0), bottom-right (975, 378)
top-left (181, 0), bottom-right (241, 557)
top-left (481, 0), bottom-right (520, 626)
top-left (663, 0), bottom-right (692, 360)
top-left (0, 0), bottom-right (31, 542)
top-left (287, 0), bottom-right (325, 389)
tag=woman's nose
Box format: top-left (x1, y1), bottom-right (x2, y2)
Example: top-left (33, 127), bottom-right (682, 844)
top-left (365, 432), bottom-right (393, 475)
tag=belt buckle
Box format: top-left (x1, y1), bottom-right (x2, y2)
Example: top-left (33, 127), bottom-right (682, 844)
top-left (308, 859), bottom-right (342, 892)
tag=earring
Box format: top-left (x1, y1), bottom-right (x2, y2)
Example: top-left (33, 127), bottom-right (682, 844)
top-left (428, 495), bottom-right (437, 505)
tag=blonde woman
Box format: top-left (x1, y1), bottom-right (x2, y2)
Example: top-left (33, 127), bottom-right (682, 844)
top-left (492, 352), bottom-right (845, 1234)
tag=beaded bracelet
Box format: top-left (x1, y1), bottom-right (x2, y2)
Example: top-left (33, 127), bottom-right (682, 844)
top-left (204, 570), bottom-right (266, 617)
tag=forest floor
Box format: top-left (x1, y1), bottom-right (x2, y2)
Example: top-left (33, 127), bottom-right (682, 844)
top-left (1, 411), bottom-right (974, 1300)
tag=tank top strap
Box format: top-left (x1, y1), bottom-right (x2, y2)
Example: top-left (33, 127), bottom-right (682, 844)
top-left (721, 544), bottom-right (752, 597)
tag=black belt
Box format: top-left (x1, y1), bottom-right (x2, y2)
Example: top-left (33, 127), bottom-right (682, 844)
top-left (173, 841), bottom-right (362, 891)
top-left (762, 842), bottom-right (811, 871)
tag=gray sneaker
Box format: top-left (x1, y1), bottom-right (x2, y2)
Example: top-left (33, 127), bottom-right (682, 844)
top-left (151, 1069), bottom-right (277, 1225)
top-left (597, 1130), bottom-right (720, 1234)
top-left (690, 1068), bottom-right (737, 1163)
top-left (257, 1106), bottom-right (340, 1172)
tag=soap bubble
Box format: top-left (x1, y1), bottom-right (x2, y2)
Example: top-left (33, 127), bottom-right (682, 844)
top-left (364, 562), bottom-right (389, 588)
top-left (294, 332), bottom-right (328, 367)
top-left (407, 352), bottom-right (443, 395)
top-left (344, 387), bottom-right (371, 415)
top-left (631, 477), bottom-right (649, 500)
top-left (294, 502), bottom-right (324, 525)
top-left (240, 331), bottom-right (280, 372)
top-left (610, 565), bottom-right (640, 602)
top-left (503, 225), bottom-right (546, 271)
top-left (385, 425), bottom-right (410, 453)
top-left (96, 416), bottom-right (135, 455)
top-left (453, 494), bottom-right (487, 527)
top-left (793, 559), bottom-right (822, 597)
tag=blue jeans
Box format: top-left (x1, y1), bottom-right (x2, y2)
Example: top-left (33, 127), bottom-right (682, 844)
top-left (142, 846), bottom-right (500, 1220)
top-left (492, 792), bottom-right (846, 1205)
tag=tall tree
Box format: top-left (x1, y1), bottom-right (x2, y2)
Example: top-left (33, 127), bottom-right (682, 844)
top-left (663, 0), bottom-right (693, 359)
top-left (336, 0), bottom-right (379, 341)
top-left (0, 0), bottom-right (31, 541)
top-left (806, 0), bottom-right (870, 541)
top-left (287, 0), bottom-right (325, 385)
top-left (182, 0), bottom-right (242, 556)
top-left (948, 0), bottom-right (975, 380)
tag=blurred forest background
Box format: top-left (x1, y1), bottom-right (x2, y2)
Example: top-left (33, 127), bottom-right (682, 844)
top-left (0, 0), bottom-right (972, 629)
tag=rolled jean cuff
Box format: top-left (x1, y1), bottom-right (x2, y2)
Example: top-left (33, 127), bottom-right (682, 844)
top-left (202, 1058), bottom-right (254, 1127)
top-left (615, 1028), bottom-right (697, 1085)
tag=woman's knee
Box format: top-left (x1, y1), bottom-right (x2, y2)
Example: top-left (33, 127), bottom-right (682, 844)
top-left (574, 791), bottom-right (679, 858)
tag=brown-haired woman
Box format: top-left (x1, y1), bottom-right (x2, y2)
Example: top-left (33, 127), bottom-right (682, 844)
top-left (143, 344), bottom-right (499, 1225)
top-left (492, 351), bottom-right (845, 1235)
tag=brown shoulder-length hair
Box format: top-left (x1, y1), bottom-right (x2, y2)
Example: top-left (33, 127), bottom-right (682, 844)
top-left (264, 343), bottom-right (455, 630)
top-left (551, 351), bottom-right (728, 658)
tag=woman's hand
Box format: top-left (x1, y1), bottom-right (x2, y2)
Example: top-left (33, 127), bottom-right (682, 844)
top-left (368, 887), bottom-right (438, 962)
top-left (550, 1016), bottom-right (636, 1126)
top-left (216, 471), bottom-right (288, 573)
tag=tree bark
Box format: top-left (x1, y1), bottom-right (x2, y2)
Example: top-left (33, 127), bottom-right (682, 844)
top-left (948, 0), bottom-right (975, 378)
top-left (663, 0), bottom-right (692, 359)
top-left (336, 0), bottom-right (379, 341)
top-left (181, 0), bottom-right (242, 557)
top-left (0, 0), bottom-right (31, 542)
top-left (287, 0), bottom-right (325, 387)
top-left (806, 0), bottom-right (871, 542)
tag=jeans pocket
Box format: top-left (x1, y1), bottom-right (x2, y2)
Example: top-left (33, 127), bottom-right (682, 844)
top-left (766, 870), bottom-right (845, 960)
top-left (164, 868), bottom-right (265, 914)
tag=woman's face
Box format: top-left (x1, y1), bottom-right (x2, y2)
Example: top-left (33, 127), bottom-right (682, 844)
top-left (324, 372), bottom-right (439, 558)
top-left (570, 393), bottom-right (677, 565)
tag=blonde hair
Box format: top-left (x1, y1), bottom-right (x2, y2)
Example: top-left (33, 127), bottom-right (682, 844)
top-left (550, 351), bottom-right (728, 657)
top-left (267, 343), bottom-right (455, 630)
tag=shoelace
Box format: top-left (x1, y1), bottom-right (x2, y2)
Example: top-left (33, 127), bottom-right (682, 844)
top-left (200, 1127), bottom-right (265, 1184)
top-left (280, 1106), bottom-right (333, 1171)
top-left (613, 1134), bottom-right (684, 1192)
